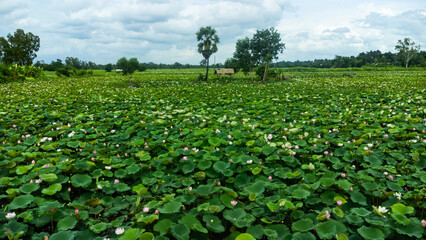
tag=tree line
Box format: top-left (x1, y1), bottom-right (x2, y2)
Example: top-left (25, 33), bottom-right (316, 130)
top-left (275, 50), bottom-right (426, 68)
top-left (0, 28), bottom-right (424, 82)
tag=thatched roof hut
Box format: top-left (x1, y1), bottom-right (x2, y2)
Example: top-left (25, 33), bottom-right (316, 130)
top-left (214, 69), bottom-right (234, 75)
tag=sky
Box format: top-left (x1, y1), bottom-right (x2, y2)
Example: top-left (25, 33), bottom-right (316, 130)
top-left (1, 0), bottom-right (425, 65)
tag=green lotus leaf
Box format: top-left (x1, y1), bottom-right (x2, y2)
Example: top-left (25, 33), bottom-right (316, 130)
top-left (357, 226), bottom-right (385, 240)
top-left (235, 233), bottom-right (255, 240)
top-left (213, 161), bottom-right (228, 173)
top-left (292, 232), bottom-right (316, 240)
top-left (179, 214), bottom-right (208, 233)
top-left (57, 216), bottom-right (78, 230)
top-left (16, 165), bottom-right (32, 175)
top-left (391, 203), bottom-right (414, 215)
top-left (39, 173), bottom-right (58, 182)
top-left (50, 230), bottom-right (76, 240)
top-left (114, 182), bottom-right (131, 192)
top-left (19, 182), bottom-right (40, 194)
top-left (159, 201), bottom-right (182, 214)
top-left (139, 232), bottom-right (154, 240)
top-left (154, 219), bottom-right (174, 235)
top-left (118, 228), bottom-right (144, 240)
top-left (89, 222), bottom-right (108, 234)
top-left (291, 188), bottom-right (311, 199)
top-left (171, 223), bottom-right (190, 240)
top-left (351, 207), bottom-right (371, 217)
top-left (136, 151), bottom-right (151, 161)
top-left (8, 194), bottom-right (34, 210)
top-left (71, 174), bottom-right (92, 188)
top-left (67, 141), bottom-right (81, 148)
top-left (42, 183), bottom-right (62, 195)
top-left (208, 137), bottom-right (221, 146)
top-left (203, 215), bottom-right (225, 233)
top-left (292, 218), bottom-right (314, 232)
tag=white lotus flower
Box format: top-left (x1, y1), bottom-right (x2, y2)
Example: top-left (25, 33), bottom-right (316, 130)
top-left (6, 212), bottom-right (16, 219)
top-left (378, 206), bottom-right (388, 214)
top-left (394, 192), bottom-right (402, 200)
top-left (115, 228), bottom-right (125, 235)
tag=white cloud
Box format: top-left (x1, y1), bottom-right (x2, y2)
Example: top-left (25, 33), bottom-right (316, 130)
top-left (0, 0), bottom-right (424, 64)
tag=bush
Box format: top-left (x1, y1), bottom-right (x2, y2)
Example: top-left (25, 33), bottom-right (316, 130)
top-left (0, 64), bottom-right (42, 83)
top-left (56, 67), bottom-right (71, 77)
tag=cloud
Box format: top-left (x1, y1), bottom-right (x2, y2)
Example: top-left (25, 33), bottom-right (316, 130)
top-left (0, 0), bottom-right (424, 64)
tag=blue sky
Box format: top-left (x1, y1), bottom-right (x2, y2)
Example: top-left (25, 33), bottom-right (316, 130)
top-left (1, 0), bottom-right (425, 64)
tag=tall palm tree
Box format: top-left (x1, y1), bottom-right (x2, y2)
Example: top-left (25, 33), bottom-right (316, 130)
top-left (196, 26), bottom-right (220, 81)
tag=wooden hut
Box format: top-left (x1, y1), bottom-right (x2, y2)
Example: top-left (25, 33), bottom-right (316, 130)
top-left (214, 69), bottom-right (234, 76)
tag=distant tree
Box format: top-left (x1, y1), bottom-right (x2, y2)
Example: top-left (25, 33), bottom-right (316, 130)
top-left (128, 58), bottom-right (139, 74)
top-left (196, 26), bottom-right (220, 81)
top-left (138, 63), bottom-right (147, 72)
top-left (0, 29), bottom-right (40, 65)
top-left (224, 58), bottom-right (239, 74)
top-left (173, 62), bottom-right (183, 70)
top-left (116, 57), bottom-right (139, 75)
top-left (65, 57), bottom-right (82, 69)
top-left (251, 28), bottom-right (285, 81)
top-left (233, 37), bottom-right (256, 81)
top-left (395, 38), bottom-right (420, 68)
top-left (105, 63), bottom-right (113, 72)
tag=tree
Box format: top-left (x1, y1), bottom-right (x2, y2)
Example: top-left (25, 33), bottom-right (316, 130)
top-left (0, 29), bottom-right (40, 65)
top-left (128, 58), bottom-right (139, 74)
top-left (251, 28), bottom-right (285, 81)
top-left (65, 57), bottom-right (82, 69)
top-left (116, 57), bottom-right (139, 75)
top-left (138, 63), bottom-right (147, 72)
top-left (395, 38), bottom-right (420, 68)
top-left (233, 37), bottom-right (256, 81)
top-left (196, 26), bottom-right (220, 81)
top-left (224, 58), bottom-right (239, 74)
top-left (105, 63), bottom-right (113, 72)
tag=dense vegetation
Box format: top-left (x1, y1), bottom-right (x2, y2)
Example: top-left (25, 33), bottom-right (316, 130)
top-left (0, 70), bottom-right (425, 239)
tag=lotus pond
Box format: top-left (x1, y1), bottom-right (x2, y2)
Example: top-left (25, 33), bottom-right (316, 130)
top-left (0, 70), bottom-right (425, 240)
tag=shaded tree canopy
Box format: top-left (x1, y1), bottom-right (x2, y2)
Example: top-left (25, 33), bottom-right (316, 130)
top-left (0, 29), bottom-right (40, 65)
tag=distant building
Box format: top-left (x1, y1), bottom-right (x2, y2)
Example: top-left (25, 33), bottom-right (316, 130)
top-left (115, 69), bottom-right (123, 73)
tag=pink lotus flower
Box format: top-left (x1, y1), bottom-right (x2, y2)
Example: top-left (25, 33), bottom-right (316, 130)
top-left (143, 207), bottom-right (149, 213)
top-left (155, 209), bottom-right (159, 215)
top-left (217, 181), bottom-right (221, 186)
top-left (350, 187), bottom-right (353, 191)
top-left (324, 151), bottom-right (328, 155)
top-left (337, 200), bottom-right (342, 206)
top-left (421, 220), bottom-right (426, 227)
top-left (46, 164), bottom-right (50, 168)
top-left (341, 173), bottom-right (346, 178)
top-left (30, 179), bottom-right (33, 184)
top-left (229, 159), bottom-right (233, 163)
top-left (231, 200), bottom-right (237, 206)
top-left (75, 209), bottom-right (79, 215)
top-left (268, 176), bottom-right (272, 180)
top-left (389, 175), bottom-right (394, 180)
top-left (183, 147), bottom-right (188, 151)
top-left (325, 210), bottom-right (330, 219)
top-left (114, 179), bottom-right (119, 184)
top-left (182, 156), bottom-right (187, 160)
